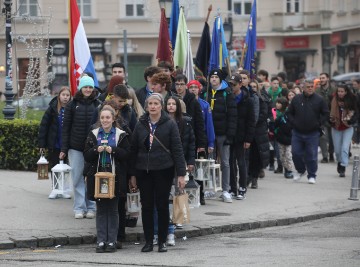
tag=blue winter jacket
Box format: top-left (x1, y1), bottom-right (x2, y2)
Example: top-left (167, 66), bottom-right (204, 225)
top-left (198, 98), bottom-right (215, 148)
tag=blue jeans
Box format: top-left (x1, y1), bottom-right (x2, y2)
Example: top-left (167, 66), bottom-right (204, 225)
top-left (215, 135), bottom-right (230, 192)
top-left (291, 130), bottom-right (320, 179)
top-left (331, 127), bottom-right (353, 167)
top-left (68, 149), bottom-right (96, 214)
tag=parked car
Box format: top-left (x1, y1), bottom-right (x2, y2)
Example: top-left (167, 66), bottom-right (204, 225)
top-left (332, 72), bottom-right (360, 84)
top-left (12, 96), bottom-right (53, 110)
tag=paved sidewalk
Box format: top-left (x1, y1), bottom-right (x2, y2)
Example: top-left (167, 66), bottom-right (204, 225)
top-left (0, 152), bottom-right (359, 250)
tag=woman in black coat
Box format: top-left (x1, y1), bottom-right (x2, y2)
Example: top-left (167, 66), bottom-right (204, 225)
top-left (84, 106), bottom-right (130, 253)
top-left (130, 93), bottom-right (186, 253)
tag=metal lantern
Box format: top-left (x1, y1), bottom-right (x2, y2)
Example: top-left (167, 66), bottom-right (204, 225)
top-left (194, 159), bottom-right (211, 181)
top-left (50, 160), bottom-right (72, 199)
top-left (127, 191), bottom-right (141, 213)
top-left (184, 176), bottom-right (200, 208)
top-left (37, 152), bottom-right (49, 180)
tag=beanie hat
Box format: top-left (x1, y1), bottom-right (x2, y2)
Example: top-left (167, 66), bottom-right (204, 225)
top-left (107, 75), bottom-right (124, 94)
top-left (209, 68), bottom-right (223, 82)
top-left (187, 80), bottom-right (202, 90)
top-left (78, 76), bottom-right (94, 91)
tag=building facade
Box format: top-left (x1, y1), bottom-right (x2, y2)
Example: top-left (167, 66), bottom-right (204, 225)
top-left (0, 0), bottom-right (359, 95)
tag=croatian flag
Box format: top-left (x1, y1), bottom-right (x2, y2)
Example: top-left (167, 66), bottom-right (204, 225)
top-left (68, 0), bottom-right (98, 95)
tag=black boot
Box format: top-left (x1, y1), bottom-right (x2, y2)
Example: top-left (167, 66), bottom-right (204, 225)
top-left (141, 243), bottom-right (153, 252)
top-left (337, 162), bottom-right (341, 174)
top-left (158, 242), bottom-right (167, 252)
top-left (274, 165), bottom-right (283, 174)
top-left (251, 178), bottom-right (258, 189)
top-left (339, 165), bottom-right (346, 177)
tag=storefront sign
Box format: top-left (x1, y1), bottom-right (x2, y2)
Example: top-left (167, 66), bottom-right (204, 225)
top-left (88, 39), bottom-right (105, 53)
top-left (330, 32), bottom-right (342, 46)
top-left (232, 38), bottom-right (266, 50)
top-left (283, 37), bottom-right (309, 49)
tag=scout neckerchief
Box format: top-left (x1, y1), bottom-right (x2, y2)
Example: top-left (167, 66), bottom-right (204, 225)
top-left (101, 132), bottom-right (110, 166)
top-left (148, 120), bottom-right (157, 151)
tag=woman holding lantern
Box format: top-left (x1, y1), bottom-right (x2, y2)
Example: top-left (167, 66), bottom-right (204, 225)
top-left (130, 93), bottom-right (186, 253)
top-left (84, 105), bottom-right (130, 253)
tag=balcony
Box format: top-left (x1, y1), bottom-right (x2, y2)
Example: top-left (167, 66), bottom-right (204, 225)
top-left (271, 11), bottom-right (333, 32)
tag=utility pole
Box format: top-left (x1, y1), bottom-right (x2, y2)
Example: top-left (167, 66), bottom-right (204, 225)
top-left (2, 0), bottom-right (15, 119)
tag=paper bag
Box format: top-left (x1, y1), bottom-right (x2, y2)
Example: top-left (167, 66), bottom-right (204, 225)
top-left (172, 193), bottom-right (190, 224)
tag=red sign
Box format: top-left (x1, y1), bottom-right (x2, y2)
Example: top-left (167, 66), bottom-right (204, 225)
top-left (331, 32), bottom-right (341, 46)
top-left (283, 37), bottom-right (309, 49)
top-left (232, 38), bottom-right (266, 50)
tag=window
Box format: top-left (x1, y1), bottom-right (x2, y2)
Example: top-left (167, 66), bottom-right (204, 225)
top-left (233, 0), bottom-right (252, 15)
top-left (353, 0), bottom-right (359, 9)
top-left (125, 0), bottom-right (144, 17)
top-left (77, 0), bottom-right (92, 18)
top-left (323, 0), bottom-right (332, 10)
top-left (286, 0), bottom-right (301, 13)
top-left (179, 0), bottom-right (198, 18)
top-left (19, 0), bottom-right (38, 17)
top-left (338, 0), bottom-right (345, 11)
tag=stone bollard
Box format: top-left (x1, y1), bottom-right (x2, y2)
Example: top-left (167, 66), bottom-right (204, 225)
top-left (349, 155), bottom-right (359, 200)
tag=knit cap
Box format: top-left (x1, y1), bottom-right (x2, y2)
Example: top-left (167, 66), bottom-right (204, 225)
top-left (78, 76), bottom-right (94, 90)
top-left (187, 80), bottom-right (202, 90)
top-left (209, 69), bottom-right (224, 82)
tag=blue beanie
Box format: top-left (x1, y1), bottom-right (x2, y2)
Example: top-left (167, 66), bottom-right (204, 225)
top-left (78, 76), bottom-right (94, 90)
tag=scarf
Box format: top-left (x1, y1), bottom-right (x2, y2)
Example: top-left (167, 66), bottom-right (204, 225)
top-left (268, 87), bottom-right (282, 103)
top-left (330, 97), bottom-right (353, 129)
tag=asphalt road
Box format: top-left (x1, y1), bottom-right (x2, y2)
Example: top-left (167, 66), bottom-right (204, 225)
top-left (1, 211), bottom-right (359, 267)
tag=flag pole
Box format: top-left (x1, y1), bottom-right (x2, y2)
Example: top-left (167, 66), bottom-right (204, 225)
top-left (205, 5), bottom-right (212, 23)
top-left (205, 5), bottom-right (213, 103)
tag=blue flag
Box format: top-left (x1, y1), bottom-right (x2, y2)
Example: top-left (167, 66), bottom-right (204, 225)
top-left (208, 16), bottom-right (229, 74)
top-left (169, 0), bottom-right (180, 50)
top-left (243, 0), bottom-right (257, 79)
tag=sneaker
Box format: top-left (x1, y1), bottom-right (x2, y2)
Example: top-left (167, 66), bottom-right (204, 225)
top-left (86, 211), bottom-right (95, 219)
top-left (96, 242), bottom-right (105, 253)
top-left (308, 177), bottom-right (316, 184)
top-left (48, 191), bottom-right (58, 199)
top-left (293, 171), bottom-right (306, 182)
top-left (321, 158), bottom-right (328, 163)
top-left (222, 191), bottom-right (233, 203)
top-left (153, 234), bottom-right (158, 245)
top-left (74, 212), bottom-right (84, 219)
top-left (175, 224), bottom-right (183, 229)
top-left (236, 188), bottom-right (247, 200)
top-left (105, 242), bottom-right (117, 253)
top-left (60, 193), bottom-right (71, 199)
top-left (166, 234), bottom-right (175, 246)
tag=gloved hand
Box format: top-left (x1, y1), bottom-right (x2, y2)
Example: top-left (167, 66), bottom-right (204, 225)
top-left (223, 137), bottom-right (233, 146)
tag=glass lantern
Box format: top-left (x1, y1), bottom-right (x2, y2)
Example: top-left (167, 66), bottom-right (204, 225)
top-left (50, 160), bottom-right (72, 198)
top-left (184, 176), bottom-right (200, 208)
top-left (37, 153), bottom-right (49, 180)
top-left (194, 159), bottom-right (211, 181)
top-left (127, 191), bottom-right (141, 213)
top-left (210, 163), bottom-right (222, 192)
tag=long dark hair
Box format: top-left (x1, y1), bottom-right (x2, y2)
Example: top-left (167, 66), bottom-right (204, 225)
top-left (165, 96), bottom-right (185, 138)
top-left (336, 83), bottom-right (356, 110)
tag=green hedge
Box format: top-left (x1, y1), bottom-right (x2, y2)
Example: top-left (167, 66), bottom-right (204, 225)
top-left (0, 119), bottom-right (40, 170)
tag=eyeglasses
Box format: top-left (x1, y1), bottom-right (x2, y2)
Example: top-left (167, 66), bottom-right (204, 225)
top-left (175, 83), bottom-right (185, 87)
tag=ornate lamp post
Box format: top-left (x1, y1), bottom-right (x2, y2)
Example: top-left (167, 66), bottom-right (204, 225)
top-left (2, 0), bottom-right (15, 119)
top-left (158, 0), bottom-right (172, 24)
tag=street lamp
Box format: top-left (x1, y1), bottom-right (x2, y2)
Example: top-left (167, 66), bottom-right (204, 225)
top-left (158, 0), bottom-right (172, 23)
top-left (223, 21), bottom-right (233, 47)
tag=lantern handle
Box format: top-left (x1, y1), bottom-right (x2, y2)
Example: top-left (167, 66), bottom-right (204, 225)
top-left (39, 148), bottom-right (45, 156)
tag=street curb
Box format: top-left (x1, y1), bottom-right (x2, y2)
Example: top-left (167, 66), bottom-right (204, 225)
top-left (1, 208), bottom-right (359, 250)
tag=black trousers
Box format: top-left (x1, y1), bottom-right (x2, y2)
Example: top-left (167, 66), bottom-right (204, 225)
top-left (137, 167), bottom-right (174, 244)
top-left (117, 196), bottom-right (126, 241)
top-left (234, 143), bottom-right (248, 189)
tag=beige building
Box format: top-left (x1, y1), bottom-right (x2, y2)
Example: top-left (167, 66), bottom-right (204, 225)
top-left (0, 0), bottom-right (359, 95)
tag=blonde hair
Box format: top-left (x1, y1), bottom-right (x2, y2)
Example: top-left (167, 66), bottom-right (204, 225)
top-left (128, 87), bottom-right (145, 119)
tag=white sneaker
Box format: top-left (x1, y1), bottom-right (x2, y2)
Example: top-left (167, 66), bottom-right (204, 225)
top-left (293, 171), bottom-right (306, 182)
top-left (308, 177), bottom-right (316, 184)
top-left (153, 234), bottom-right (158, 245)
top-left (60, 193), bottom-right (71, 199)
top-left (166, 234), bottom-right (175, 246)
top-left (74, 212), bottom-right (84, 219)
top-left (48, 191), bottom-right (58, 199)
top-left (86, 211), bottom-right (96, 219)
top-left (222, 191), bottom-right (233, 203)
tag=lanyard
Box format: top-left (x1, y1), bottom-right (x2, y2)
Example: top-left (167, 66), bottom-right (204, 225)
top-left (101, 133), bottom-right (110, 166)
top-left (148, 121), bottom-right (157, 150)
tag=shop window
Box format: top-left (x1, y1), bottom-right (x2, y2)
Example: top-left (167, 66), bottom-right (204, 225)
top-left (19, 0), bottom-right (38, 17)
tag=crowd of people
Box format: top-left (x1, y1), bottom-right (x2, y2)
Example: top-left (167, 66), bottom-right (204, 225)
top-left (37, 61), bottom-right (360, 253)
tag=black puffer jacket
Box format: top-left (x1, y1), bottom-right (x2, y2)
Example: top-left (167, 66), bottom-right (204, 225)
top-left (234, 88), bottom-right (256, 144)
top-left (182, 91), bottom-right (207, 149)
top-left (206, 85), bottom-right (237, 138)
top-left (251, 90), bottom-right (270, 168)
top-left (38, 96), bottom-right (59, 149)
top-left (130, 110), bottom-right (186, 176)
top-left (178, 115), bottom-right (196, 166)
top-left (275, 112), bottom-right (292, 146)
top-left (61, 91), bottom-right (101, 153)
top-left (84, 128), bottom-right (130, 201)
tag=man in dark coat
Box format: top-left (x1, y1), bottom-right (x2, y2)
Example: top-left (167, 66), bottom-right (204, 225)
top-left (136, 66), bottom-right (162, 108)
